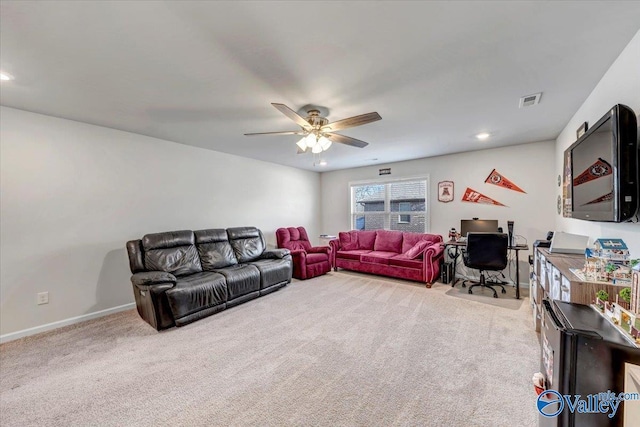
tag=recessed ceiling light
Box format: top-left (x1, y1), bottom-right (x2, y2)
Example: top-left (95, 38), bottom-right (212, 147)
top-left (0, 71), bottom-right (14, 81)
top-left (318, 160), bottom-right (327, 167)
top-left (476, 132), bottom-right (490, 140)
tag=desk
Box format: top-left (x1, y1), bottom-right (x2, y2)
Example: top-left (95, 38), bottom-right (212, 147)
top-left (443, 240), bottom-right (529, 299)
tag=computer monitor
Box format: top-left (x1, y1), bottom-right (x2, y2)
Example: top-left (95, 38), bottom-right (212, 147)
top-left (460, 219), bottom-right (499, 236)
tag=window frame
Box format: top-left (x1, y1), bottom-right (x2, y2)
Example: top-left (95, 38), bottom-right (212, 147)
top-left (348, 175), bottom-right (430, 232)
top-left (398, 214), bottom-right (411, 224)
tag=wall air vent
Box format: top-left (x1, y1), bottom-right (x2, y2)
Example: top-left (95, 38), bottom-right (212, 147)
top-left (519, 92), bottom-right (542, 108)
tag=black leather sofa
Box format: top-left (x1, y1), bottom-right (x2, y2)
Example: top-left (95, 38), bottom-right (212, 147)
top-left (126, 227), bottom-right (292, 330)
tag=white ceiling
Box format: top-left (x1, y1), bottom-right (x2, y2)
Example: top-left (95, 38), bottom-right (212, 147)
top-left (1, 1), bottom-right (639, 172)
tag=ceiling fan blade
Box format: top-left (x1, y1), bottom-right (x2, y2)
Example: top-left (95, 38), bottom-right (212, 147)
top-left (244, 130), bottom-right (306, 136)
top-left (271, 103), bottom-right (312, 130)
top-left (321, 112), bottom-right (381, 132)
top-left (324, 132), bottom-right (369, 148)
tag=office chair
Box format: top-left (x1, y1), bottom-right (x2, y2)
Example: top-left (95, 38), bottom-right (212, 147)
top-left (462, 232), bottom-right (509, 298)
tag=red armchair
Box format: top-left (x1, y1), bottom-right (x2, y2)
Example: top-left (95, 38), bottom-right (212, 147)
top-left (276, 227), bottom-right (331, 280)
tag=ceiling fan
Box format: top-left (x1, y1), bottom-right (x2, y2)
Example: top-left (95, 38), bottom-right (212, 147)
top-left (245, 103), bottom-right (381, 154)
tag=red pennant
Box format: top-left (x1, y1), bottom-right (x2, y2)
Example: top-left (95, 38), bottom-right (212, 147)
top-left (573, 158), bottom-right (612, 187)
top-left (582, 191), bottom-right (613, 206)
top-left (461, 187), bottom-right (506, 206)
top-left (485, 169), bottom-right (526, 193)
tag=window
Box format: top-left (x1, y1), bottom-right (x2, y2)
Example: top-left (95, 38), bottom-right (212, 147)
top-left (397, 202), bottom-right (411, 223)
top-left (398, 214), bottom-right (411, 224)
top-left (351, 177), bottom-right (428, 232)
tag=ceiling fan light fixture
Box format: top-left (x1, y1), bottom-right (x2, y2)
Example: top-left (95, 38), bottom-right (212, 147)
top-left (246, 103), bottom-right (379, 156)
top-left (305, 133), bottom-right (318, 147)
top-left (296, 137), bottom-right (308, 151)
top-left (319, 137), bottom-right (332, 151)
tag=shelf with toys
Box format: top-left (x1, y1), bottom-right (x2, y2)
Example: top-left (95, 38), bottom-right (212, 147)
top-left (589, 303), bottom-right (640, 347)
top-left (530, 237), bottom-right (638, 334)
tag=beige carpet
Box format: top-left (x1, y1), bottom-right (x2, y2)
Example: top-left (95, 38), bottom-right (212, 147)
top-left (445, 282), bottom-right (528, 310)
top-left (0, 272), bottom-right (540, 427)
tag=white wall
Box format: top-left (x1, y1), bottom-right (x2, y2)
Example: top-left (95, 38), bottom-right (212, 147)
top-left (321, 140), bottom-right (557, 253)
top-left (555, 30), bottom-right (640, 256)
top-left (0, 107), bottom-right (321, 337)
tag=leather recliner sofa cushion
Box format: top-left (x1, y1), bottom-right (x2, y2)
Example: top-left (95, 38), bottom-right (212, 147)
top-left (142, 230), bottom-right (203, 276)
top-left (250, 258), bottom-right (293, 289)
top-left (213, 264), bottom-right (261, 299)
top-left (165, 271), bottom-right (228, 320)
top-left (228, 227), bottom-right (266, 263)
top-left (195, 229), bottom-right (238, 269)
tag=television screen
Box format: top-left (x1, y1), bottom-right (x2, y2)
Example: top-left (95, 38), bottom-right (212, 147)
top-left (569, 104), bottom-right (638, 222)
top-left (460, 219), bottom-right (498, 236)
top-left (571, 116), bottom-right (614, 214)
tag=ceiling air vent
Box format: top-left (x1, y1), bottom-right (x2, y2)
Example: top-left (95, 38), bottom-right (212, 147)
top-left (519, 92), bottom-right (542, 108)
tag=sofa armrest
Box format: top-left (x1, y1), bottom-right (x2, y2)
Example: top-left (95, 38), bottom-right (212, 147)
top-left (131, 271), bottom-right (177, 287)
top-left (422, 242), bottom-right (445, 283)
top-left (308, 246), bottom-right (330, 255)
top-left (260, 248), bottom-right (291, 259)
top-left (424, 241), bottom-right (445, 261)
top-left (329, 239), bottom-right (340, 268)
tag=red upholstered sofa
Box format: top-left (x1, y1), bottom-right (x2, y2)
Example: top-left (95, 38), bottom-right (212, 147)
top-left (329, 230), bottom-right (444, 287)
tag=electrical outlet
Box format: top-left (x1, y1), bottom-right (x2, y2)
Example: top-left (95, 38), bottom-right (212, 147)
top-left (37, 292), bottom-right (49, 305)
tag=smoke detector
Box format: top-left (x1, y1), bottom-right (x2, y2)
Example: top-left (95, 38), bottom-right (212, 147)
top-left (519, 92), bottom-right (542, 108)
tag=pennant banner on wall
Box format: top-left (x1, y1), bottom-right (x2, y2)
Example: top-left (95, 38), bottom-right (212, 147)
top-left (461, 187), bottom-right (506, 206)
top-left (582, 191), bottom-right (613, 206)
top-left (484, 169), bottom-right (526, 193)
top-left (573, 157), bottom-right (612, 187)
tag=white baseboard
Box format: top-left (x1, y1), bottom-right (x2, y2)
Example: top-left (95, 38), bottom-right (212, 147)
top-left (0, 303), bottom-right (136, 344)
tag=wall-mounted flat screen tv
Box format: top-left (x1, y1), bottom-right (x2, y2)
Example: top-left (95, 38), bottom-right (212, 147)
top-left (569, 104), bottom-right (638, 222)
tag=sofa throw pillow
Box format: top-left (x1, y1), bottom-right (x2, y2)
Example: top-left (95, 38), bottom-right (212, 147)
top-left (374, 230), bottom-right (404, 253)
top-left (358, 231), bottom-right (377, 250)
top-left (339, 231), bottom-right (359, 251)
top-left (404, 240), bottom-right (430, 259)
top-left (402, 233), bottom-right (426, 253)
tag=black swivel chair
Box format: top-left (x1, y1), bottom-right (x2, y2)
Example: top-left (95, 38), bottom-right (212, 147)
top-left (462, 232), bottom-right (509, 298)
